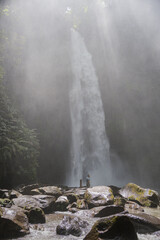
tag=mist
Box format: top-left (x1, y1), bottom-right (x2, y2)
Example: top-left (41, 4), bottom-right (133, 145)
top-left (1, 0), bottom-right (160, 188)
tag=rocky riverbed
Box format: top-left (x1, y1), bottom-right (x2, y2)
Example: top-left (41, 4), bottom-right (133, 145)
top-left (0, 183), bottom-right (160, 240)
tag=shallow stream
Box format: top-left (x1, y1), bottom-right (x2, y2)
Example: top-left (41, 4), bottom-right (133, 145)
top-left (8, 207), bottom-right (160, 240)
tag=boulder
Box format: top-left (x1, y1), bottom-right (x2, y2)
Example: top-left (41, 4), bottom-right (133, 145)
top-left (94, 205), bottom-right (125, 218)
top-left (0, 206), bottom-right (29, 238)
top-left (73, 188), bottom-right (86, 199)
top-left (64, 192), bottom-right (78, 203)
top-left (76, 199), bottom-right (87, 209)
top-left (84, 215), bottom-right (138, 240)
top-left (5, 190), bottom-right (22, 199)
top-left (114, 196), bottom-right (126, 207)
top-left (119, 183), bottom-right (159, 208)
top-left (13, 195), bottom-right (40, 209)
top-left (24, 206), bottom-right (45, 224)
top-left (109, 185), bottom-right (121, 196)
top-left (56, 215), bottom-right (88, 237)
top-left (13, 195), bottom-right (56, 214)
top-left (84, 186), bottom-right (114, 208)
top-left (32, 195), bottom-right (56, 213)
top-left (128, 212), bottom-right (160, 233)
top-left (125, 201), bottom-right (144, 212)
top-left (0, 189), bottom-right (8, 198)
top-left (54, 196), bottom-right (69, 211)
top-left (37, 186), bottom-right (62, 197)
top-left (67, 202), bottom-right (78, 213)
top-left (76, 206), bottom-right (124, 218)
top-left (19, 184), bottom-right (40, 195)
top-left (0, 198), bottom-right (12, 208)
top-left (84, 211), bottom-right (160, 239)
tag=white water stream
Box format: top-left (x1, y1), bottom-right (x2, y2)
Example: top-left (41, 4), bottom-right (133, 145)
top-left (69, 29), bottom-right (112, 186)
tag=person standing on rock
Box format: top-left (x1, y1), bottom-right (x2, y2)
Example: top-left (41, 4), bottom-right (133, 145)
top-left (86, 174), bottom-right (90, 188)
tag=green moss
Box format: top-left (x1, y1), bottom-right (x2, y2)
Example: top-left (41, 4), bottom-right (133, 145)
top-left (127, 183), bottom-right (144, 196)
top-left (114, 197), bottom-right (126, 206)
top-left (84, 191), bottom-right (91, 202)
top-left (77, 199), bottom-right (86, 209)
top-left (148, 189), bottom-right (153, 196)
top-left (0, 206), bottom-right (3, 216)
top-left (0, 198), bottom-right (12, 207)
top-left (84, 216), bottom-right (118, 240)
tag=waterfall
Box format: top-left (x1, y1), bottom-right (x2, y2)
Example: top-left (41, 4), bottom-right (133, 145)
top-left (69, 29), bottom-right (112, 186)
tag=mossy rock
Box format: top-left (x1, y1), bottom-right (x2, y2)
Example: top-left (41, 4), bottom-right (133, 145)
top-left (76, 199), bottom-right (86, 209)
top-left (64, 193), bottom-right (78, 204)
top-left (24, 206), bottom-right (45, 224)
top-left (0, 206), bottom-right (3, 216)
top-left (114, 196), bottom-right (126, 207)
top-left (0, 198), bottom-right (12, 208)
top-left (84, 215), bottom-right (138, 240)
top-left (38, 186), bottom-right (62, 197)
top-left (119, 183), bottom-right (159, 208)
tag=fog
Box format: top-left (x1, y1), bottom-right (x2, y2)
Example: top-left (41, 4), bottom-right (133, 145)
top-left (1, 0), bottom-right (160, 188)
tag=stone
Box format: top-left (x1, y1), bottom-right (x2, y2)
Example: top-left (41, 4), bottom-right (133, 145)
top-left (56, 215), bottom-right (88, 237)
top-left (32, 195), bottom-right (56, 213)
top-left (37, 186), bottom-right (62, 197)
top-left (109, 185), bottom-right (121, 196)
top-left (84, 211), bottom-right (160, 239)
top-left (125, 201), bottom-right (144, 212)
top-left (24, 206), bottom-right (45, 224)
top-left (4, 190), bottom-right (22, 199)
top-left (0, 206), bottom-right (29, 238)
top-left (13, 195), bottom-right (56, 214)
top-left (128, 212), bottom-right (160, 233)
top-left (84, 215), bottom-right (138, 240)
top-left (54, 196), bottom-right (69, 211)
top-left (119, 183), bottom-right (159, 208)
top-left (84, 186), bottom-right (114, 208)
top-left (114, 196), bottom-right (126, 207)
top-left (0, 198), bottom-right (12, 208)
top-left (13, 195), bottom-right (40, 209)
top-left (64, 192), bottom-right (78, 203)
top-left (76, 199), bottom-right (87, 209)
top-left (0, 189), bottom-right (8, 198)
top-left (94, 205), bottom-right (125, 218)
top-left (73, 188), bottom-right (86, 199)
top-left (19, 184), bottom-right (40, 195)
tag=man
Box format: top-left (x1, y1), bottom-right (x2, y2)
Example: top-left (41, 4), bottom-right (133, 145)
top-left (86, 174), bottom-right (90, 188)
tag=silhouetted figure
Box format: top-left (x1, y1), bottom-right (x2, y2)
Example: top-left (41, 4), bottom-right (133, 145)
top-left (86, 174), bottom-right (90, 188)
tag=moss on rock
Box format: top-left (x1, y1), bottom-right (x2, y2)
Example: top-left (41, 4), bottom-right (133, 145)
top-left (119, 183), bottom-right (159, 208)
top-left (0, 198), bottom-right (12, 207)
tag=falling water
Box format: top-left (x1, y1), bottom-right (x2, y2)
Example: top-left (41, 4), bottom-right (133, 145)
top-left (69, 29), bottom-right (112, 186)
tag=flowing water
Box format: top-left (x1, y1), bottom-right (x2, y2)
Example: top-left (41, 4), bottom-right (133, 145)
top-left (69, 29), bottom-right (111, 187)
top-left (9, 209), bottom-right (160, 240)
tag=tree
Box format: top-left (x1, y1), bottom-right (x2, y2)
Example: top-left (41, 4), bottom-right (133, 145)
top-left (0, 3), bottom-right (39, 188)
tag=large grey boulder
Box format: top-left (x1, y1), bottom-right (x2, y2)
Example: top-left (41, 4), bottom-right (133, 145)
top-left (13, 195), bottom-right (56, 214)
top-left (84, 211), bottom-right (160, 240)
top-left (94, 205), bottom-right (125, 218)
top-left (84, 186), bottom-right (114, 208)
top-left (56, 215), bottom-right (88, 237)
top-left (84, 215), bottom-right (138, 240)
top-left (0, 206), bottom-right (29, 238)
top-left (54, 196), bottom-right (69, 211)
top-left (24, 206), bottom-right (45, 224)
top-left (119, 183), bottom-right (159, 208)
top-left (36, 186), bottom-right (62, 197)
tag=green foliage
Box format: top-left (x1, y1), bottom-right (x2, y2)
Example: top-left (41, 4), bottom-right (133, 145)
top-left (0, 5), bottom-right (40, 187)
top-left (0, 77), bottom-right (39, 186)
